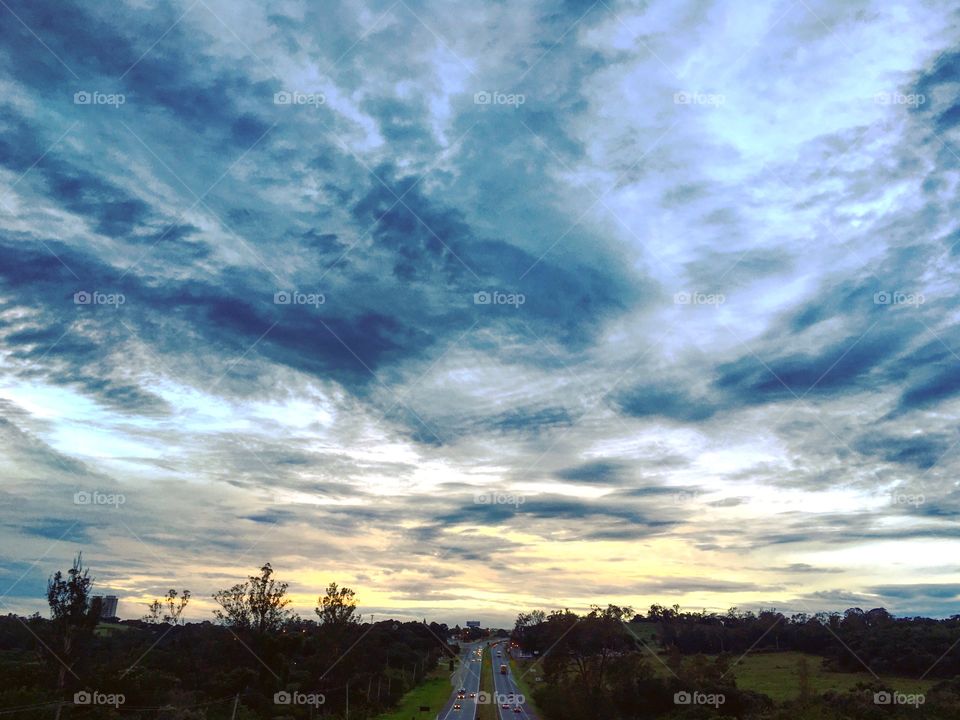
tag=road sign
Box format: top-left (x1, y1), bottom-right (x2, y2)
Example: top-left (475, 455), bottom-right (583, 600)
top-left (466, 620), bottom-right (480, 628)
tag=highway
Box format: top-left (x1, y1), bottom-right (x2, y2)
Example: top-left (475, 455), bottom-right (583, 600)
top-left (489, 641), bottom-right (538, 720)
top-left (436, 641), bottom-right (484, 720)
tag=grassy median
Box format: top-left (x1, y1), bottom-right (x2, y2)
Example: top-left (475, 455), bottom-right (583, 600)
top-left (478, 644), bottom-right (497, 720)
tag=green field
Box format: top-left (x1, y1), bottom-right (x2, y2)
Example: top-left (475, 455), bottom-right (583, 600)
top-left (93, 622), bottom-right (136, 636)
top-left (372, 666), bottom-right (454, 720)
top-left (728, 651), bottom-right (936, 702)
top-left (644, 649), bottom-right (937, 702)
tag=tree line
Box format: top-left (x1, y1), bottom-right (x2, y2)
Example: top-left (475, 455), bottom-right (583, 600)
top-left (511, 604), bottom-right (960, 719)
top-left (0, 555), bottom-right (456, 720)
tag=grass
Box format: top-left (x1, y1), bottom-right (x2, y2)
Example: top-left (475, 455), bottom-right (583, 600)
top-left (508, 657), bottom-right (545, 717)
top-left (624, 621), bottom-right (660, 645)
top-left (478, 645), bottom-right (497, 720)
top-left (644, 649), bottom-right (937, 702)
top-left (729, 651), bottom-right (937, 702)
top-left (94, 622), bottom-right (136, 636)
top-left (372, 665), bottom-right (454, 720)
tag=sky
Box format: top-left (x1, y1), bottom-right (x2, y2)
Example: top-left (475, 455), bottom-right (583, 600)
top-left (0, 0), bottom-right (959, 627)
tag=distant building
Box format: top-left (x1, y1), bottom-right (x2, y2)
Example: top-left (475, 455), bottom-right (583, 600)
top-left (93, 595), bottom-right (119, 620)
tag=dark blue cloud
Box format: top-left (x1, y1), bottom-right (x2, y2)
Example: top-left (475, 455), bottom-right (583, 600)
top-left (868, 584), bottom-right (960, 600)
top-left (853, 433), bottom-right (954, 470)
top-left (555, 460), bottom-right (624, 484)
top-left (21, 518), bottom-right (90, 542)
top-left (914, 51), bottom-right (960, 132)
top-left (715, 325), bottom-right (909, 403)
top-left (617, 384), bottom-right (716, 422)
top-left (487, 406), bottom-right (573, 434)
top-left (0, 111), bottom-right (151, 237)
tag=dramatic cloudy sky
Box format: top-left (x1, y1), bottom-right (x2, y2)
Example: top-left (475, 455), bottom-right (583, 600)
top-left (1, 0), bottom-right (959, 625)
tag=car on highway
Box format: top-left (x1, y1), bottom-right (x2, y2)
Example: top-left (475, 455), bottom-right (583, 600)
top-left (513, 706), bottom-right (522, 713)
top-left (453, 703), bottom-right (461, 711)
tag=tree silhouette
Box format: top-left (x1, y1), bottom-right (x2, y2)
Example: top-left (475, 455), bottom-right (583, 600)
top-left (46, 553), bottom-right (100, 701)
top-left (212, 563), bottom-right (293, 633)
top-left (316, 582), bottom-right (359, 626)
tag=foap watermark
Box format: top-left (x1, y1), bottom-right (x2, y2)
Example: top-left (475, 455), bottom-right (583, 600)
top-left (674, 291), bottom-right (725, 306)
top-left (674, 91), bottom-right (725, 107)
top-left (274, 290), bottom-right (325, 307)
top-left (476, 692), bottom-right (525, 705)
top-left (874, 290), bottom-right (924, 307)
top-left (874, 691), bottom-right (925, 708)
top-left (891, 491), bottom-right (925, 508)
top-left (674, 691), bottom-right (725, 708)
top-left (874, 92), bottom-right (925, 108)
top-left (74, 491), bottom-right (126, 508)
top-left (473, 290), bottom-right (525, 307)
top-left (74, 691), bottom-right (125, 708)
top-left (474, 91), bottom-right (525, 107)
top-left (274, 91), bottom-right (326, 107)
top-left (474, 491), bottom-right (525, 508)
top-left (274, 691), bottom-right (325, 708)
top-left (74, 91), bottom-right (126, 107)
top-left (74, 290), bottom-right (125, 307)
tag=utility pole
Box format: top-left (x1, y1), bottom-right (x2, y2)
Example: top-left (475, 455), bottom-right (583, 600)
top-left (230, 694), bottom-right (239, 720)
top-left (345, 680), bottom-right (349, 720)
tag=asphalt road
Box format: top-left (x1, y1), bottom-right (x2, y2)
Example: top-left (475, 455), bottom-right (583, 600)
top-left (436, 641), bottom-right (484, 720)
top-left (490, 641), bottom-right (538, 720)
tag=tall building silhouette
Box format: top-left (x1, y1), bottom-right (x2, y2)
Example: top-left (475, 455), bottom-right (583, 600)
top-left (93, 595), bottom-right (119, 620)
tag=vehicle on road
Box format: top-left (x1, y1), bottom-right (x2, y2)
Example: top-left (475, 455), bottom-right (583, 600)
top-left (453, 703), bottom-right (461, 711)
top-left (499, 663), bottom-right (507, 674)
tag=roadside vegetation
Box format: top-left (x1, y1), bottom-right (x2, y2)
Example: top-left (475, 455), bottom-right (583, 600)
top-left (372, 666), bottom-right (452, 720)
top-left (507, 656), bottom-right (543, 717)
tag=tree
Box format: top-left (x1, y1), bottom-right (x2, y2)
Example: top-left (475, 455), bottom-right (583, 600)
top-left (212, 564), bottom-right (293, 633)
top-left (46, 554), bottom-right (100, 693)
top-left (144, 589), bottom-right (191, 625)
top-left (316, 582), bottom-right (359, 626)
